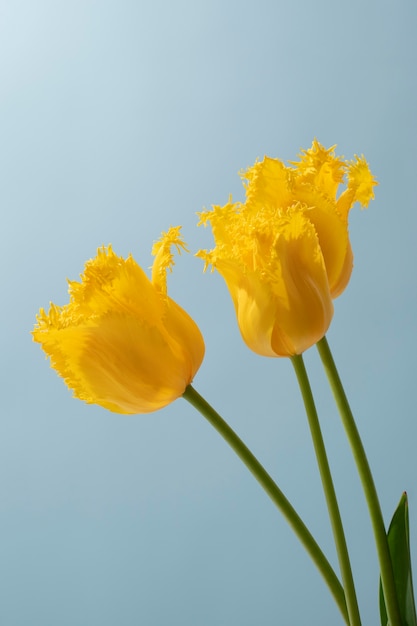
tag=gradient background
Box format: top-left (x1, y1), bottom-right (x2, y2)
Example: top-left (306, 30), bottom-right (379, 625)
top-left (2, 1), bottom-right (416, 624)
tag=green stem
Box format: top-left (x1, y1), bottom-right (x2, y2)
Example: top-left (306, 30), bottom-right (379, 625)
top-left (182, 384), bottom-right (349, 624)
top-left (316, 335), bottom-right (402, 626)
top-left (291, 354), bottom-right (361, 626)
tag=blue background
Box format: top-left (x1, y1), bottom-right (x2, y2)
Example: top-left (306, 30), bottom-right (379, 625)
top-left (1, 1), bottom-right (416, 624)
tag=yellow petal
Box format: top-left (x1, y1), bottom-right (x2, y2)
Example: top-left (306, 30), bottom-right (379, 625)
top-left (292, 139), bottom-right (345, 199)
top-left (241, 157), bottom-right (293, 213)
top-left (151, 225), bottom-right (188, 295)
top-left (268, 213), bottom-right (334, 356)
top-left (347, 155), bottom-right (378, 208)
top-left (337, 155), bottom-right (378, 218)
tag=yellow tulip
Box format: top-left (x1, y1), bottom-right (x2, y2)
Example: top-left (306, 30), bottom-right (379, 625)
top-left (33, 227), bottom-right (205, 414)
top-left (198, 140), bottom-right (377, 357)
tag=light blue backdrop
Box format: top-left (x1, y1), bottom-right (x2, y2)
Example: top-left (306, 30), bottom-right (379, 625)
top-left (1, 1), bottom-right (416, 624)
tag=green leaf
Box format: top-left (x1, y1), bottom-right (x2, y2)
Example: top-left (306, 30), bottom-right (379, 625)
top-left (380, 492), bottom-right (417, 626)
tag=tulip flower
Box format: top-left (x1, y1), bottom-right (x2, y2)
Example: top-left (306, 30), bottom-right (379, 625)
top-left (198, 140), bottom-right (377, 357)
top-left (32, 227), bottom-right (205, 414)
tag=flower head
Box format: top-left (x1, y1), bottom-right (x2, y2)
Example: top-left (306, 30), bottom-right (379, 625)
top-left (197, 140), bottom-right (377, 357)
top-left (33, 227), bottom-right (205, 414)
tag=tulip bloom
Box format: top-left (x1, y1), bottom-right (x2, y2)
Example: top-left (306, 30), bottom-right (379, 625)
top-left (33, 227), bottom-right (205, 414)
top-left (198, 140), bottom-right (377, 357)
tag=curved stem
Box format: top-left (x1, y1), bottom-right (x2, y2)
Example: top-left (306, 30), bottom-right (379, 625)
top-left (291, 354), bottom-right (361, 626)
top-left (316, 335), bottom-right (401, 626)
top-left (182, 384), bottom-right (349, 624)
